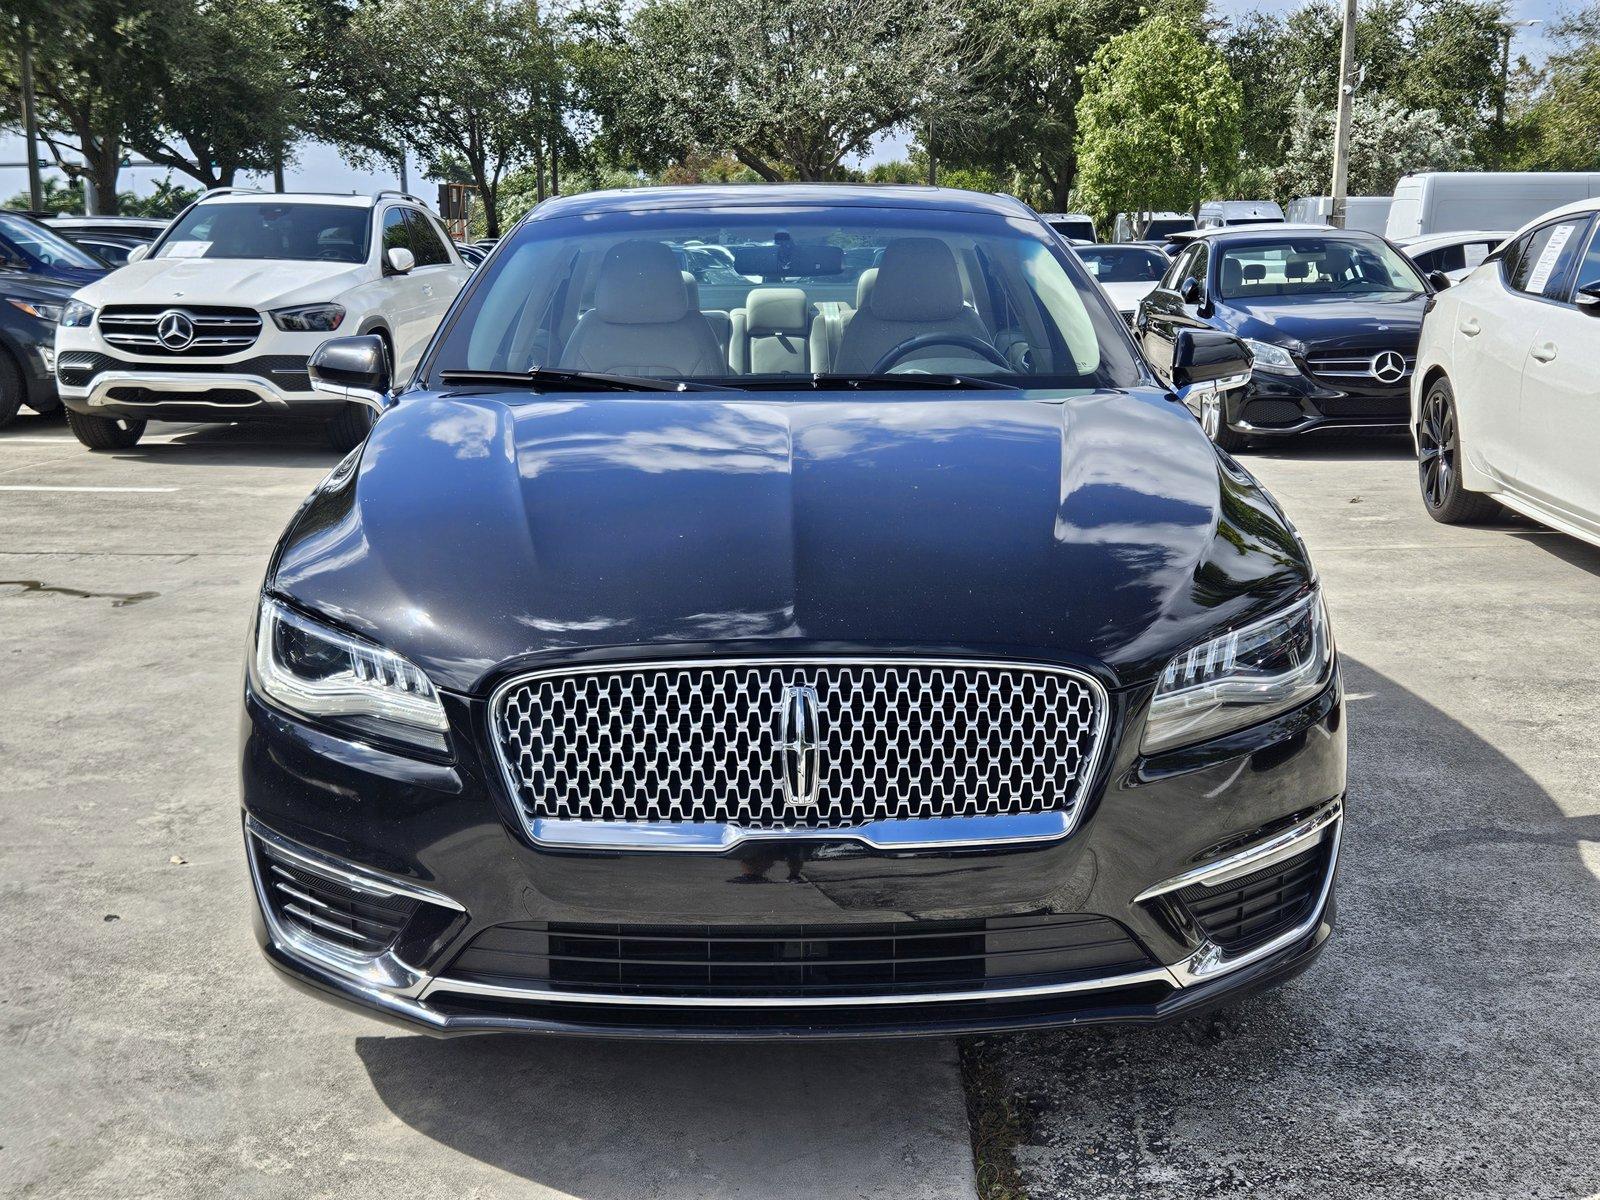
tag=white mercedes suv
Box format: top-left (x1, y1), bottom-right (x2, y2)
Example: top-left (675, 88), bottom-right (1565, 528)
top-left (55, 189), bottom-right (469, 451)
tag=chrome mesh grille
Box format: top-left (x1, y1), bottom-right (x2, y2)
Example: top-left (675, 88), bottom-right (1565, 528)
top-left (492, 660), bottom-right (1104, 830)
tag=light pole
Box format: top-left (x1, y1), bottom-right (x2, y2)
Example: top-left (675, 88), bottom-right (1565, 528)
top-left (1329, 0), bottom-right (1358, 229)
top-left (1497, 18), bottom-right (1541, 148)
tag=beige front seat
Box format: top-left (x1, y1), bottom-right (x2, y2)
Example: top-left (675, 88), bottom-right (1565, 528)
top-left (831, 239), bottom-right (990, 374)
top-left (560, 241), bottom-right (725, 376)
top-left (683, 271), bottom-right (733, 364)
top-left (730, 287), bottom-right (810, 375)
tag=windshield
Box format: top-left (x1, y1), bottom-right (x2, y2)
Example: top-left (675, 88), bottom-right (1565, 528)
top-left (1048, 219), bottom-right (1095, 242)
top-left (0, 213), bottom-right (104, 270)
top-left (156, 202), bottom-right (372, 264)
top-left (1078, 246), bottom-right (1167, 283)
top-left (428, 206), bottom-right (1142, 390)
top-left (1144, 218), bottom-right (1193, 239)
top-left (1218, 237), bottom-right (1425, 300)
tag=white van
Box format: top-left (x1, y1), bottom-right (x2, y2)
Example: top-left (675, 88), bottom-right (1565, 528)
top-left (1112, 211), bottom-right (1195, 241)
top-left (1285, 196), bottom-right (1393, 234)
top-left (1195, 200), bottom-right (1285, 229)
top-left (1385, 172), bottom-right (1600, 239)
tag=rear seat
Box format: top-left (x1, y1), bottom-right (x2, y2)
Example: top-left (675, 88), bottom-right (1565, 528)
top-left (683, 272), bottom-right (733, 363)
top-left (730, 287), bottom-right (811, 375)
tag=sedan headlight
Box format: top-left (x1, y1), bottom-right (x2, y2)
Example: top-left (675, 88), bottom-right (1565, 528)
top-left (1243, 339), bottom-right (1299, 375)
top-left (59, 299), bottom-right (96, 327)
top-left (1141, 591), bottom-right (1333, 753)
top-left (252, 597), bottom-right (448, 754)
top-left (270, 303), bottom-right (346, 332)
top-left (7, 297), bottom-right (64, 323)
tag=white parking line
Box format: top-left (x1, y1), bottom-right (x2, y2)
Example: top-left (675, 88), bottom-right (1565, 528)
top-left (0, 485), bottom-right (179, 493)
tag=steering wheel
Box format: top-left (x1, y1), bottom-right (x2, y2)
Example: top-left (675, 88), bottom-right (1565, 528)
top-left (315, 247), bottom-right (350, 261)
top-left (871, 333), bottom-right (1013, 375)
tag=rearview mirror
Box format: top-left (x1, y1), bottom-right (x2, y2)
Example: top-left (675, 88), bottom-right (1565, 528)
top-left (1577, 281), bottom-right (1600, 309)
top-left (385, 246), bottom-right (415, 275)
top-left (309, 335), bottom-right (393, 414)
top-left (1425, 269), bottom-right (1451, 292)
top-left (1170, 328), bottom-right (1252, 396)
top-left (127, 244), bottom-right (149, 264)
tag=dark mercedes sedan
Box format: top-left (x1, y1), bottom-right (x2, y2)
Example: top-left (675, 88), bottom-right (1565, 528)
top-left (1137, 227), bottom-right (1429, 451)
top-left (242, 185), bottom-right (1345, 1039)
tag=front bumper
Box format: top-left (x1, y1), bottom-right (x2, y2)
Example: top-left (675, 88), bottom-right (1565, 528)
top-left (1225, 367), bottom-right (1410, 438)
top-left (241, 673), bottom-right (1346, 1039)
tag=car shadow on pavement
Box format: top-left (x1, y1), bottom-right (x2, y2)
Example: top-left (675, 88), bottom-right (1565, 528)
top-left (962, 654), bottom-right (1600, 1199)
top-left (107, 422), bottom-right (342, 470)
top-left (1240, 433), bottom-right (1415, 462)
top-left (353, 1034), bottom-right (974, 1199)
top-left (1510, 526), bottom-right (1600, 579)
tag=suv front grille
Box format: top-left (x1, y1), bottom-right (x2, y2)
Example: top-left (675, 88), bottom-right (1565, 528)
top-left (98, 305), bottom-right (263, 356)
top-left (447, 915), bottom-right (1154, 999)
top-left (1177, 842), bottom-right (1327, 953)
top-left (491, 660), bottom-right (1105, 831)
top-left (256, 841), bottom-right (418, 956)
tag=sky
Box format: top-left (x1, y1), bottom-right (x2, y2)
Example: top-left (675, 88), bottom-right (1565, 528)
top-left (0, 0), bottom-right (1567, 208)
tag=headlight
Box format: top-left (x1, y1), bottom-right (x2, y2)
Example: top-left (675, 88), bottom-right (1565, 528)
top-left (1141, 591), bottom-right (1333, 753)
top-left (270, 303), bottom-right (346, 332)
top-left (251, 597), bottom-right (448, 754)
top-left (1243, 339), bottom-right (1299, 375)
top-left (7, 297), bottom-right (64, 323)
top-left (59, 299), bottom-right (96, 327)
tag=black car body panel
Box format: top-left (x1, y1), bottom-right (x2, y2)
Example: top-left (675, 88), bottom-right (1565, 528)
top-left (1138, 229), bottom-right (1427, 438)
top-left (243, 185), bottom-right (1346, 1037)
top-left (0, 275), bottom-right (76, 413)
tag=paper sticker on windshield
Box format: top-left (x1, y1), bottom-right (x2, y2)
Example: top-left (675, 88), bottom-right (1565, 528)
top-left (165, 240), bottom-right (212, 258)
top-left (1526, 225), bottom-right (1574, 295)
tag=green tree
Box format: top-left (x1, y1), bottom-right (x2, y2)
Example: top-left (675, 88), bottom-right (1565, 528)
top-left (327, 0), bottom-right (560, 237)
top-left (935, 0), bottom-right (1147, 212)
top-left (1511, 4), bottom-right (1600, 170)
top-left (1272, 91), bottom-right (1473, 200)
top-left (1074, 12), bottom-right (1243, 231)
top-left (580, 0), bottom-right (976, 182)
top-left (126, 0), bottom-right (305, 188)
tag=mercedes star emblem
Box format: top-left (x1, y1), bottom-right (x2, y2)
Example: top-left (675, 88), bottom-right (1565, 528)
top-left (156, 310), bottom-right (196, 350)
top-left (1369, 350), bottom-right (1406, 384)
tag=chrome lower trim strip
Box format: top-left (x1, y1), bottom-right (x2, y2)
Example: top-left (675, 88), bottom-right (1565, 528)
top-left (420, 963), bottom-right (1179, 1009)
top-left (245, 815), bottom-right (464, 910)
top-left (486, 655), bottom-right (1110, 853)
top-left (1133, 798), bottom-right (1342, 902)
top-left (71, 371), bottom-right (314, 409)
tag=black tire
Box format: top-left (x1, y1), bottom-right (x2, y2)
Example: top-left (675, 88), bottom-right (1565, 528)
top-left (1417, 377), bottom-right (1500, 524)
top-left (0, 351), bottom-right (24, 429)
top-left (65, 407), bottom-right (146, 450)
top-left (1198, 388), bottom-right (1249, 452)
top-left (326, 403), bottom-right (375, 452)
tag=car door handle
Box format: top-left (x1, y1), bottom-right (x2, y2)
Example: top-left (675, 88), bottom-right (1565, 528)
top-left (1531, 340), bottom-right (1557, 362)
top-left (1459, 317), bottom-right (1481, 336)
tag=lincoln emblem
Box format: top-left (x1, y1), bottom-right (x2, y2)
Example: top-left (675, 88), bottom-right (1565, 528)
top-left (778, 682), bottom-right (822, 809)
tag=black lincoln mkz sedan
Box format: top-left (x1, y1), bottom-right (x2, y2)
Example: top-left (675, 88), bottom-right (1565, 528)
top-left (1137, 226), bottom-right (1429, 451)
top-left (243, 185), bottom-right (1345, 1038)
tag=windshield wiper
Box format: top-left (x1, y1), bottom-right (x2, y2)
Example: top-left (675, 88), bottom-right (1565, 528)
top-left (795, 373), bottom-right (1021, 392)
top-left (439, 367), bottom-right (739, 393)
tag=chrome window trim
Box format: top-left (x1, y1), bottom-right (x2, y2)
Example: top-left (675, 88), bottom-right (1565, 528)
top-left (484, 656), bottom-right (1111, 852)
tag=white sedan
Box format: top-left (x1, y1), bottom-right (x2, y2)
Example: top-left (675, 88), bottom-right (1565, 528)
top-left (1398, 230), bottom-right (1511, 284)
top-left (1411, 199), bottom-right (1600, 546)
top-left (1075, 243), bottom-right (1170, 324)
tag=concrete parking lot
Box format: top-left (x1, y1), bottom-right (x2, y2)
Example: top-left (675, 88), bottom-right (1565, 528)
top-left (3, 413), bottom-right (1599, 1198)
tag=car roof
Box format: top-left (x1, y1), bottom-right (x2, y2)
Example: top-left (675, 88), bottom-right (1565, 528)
top-left (1079, 242), bottom-right (1167, 251)
top-left (1169, 223), bottom-right (1354, 243)
top-left (1397, 230), bottom-right (1512, 251)
top-left (527, 184), bottom-right (1038, 223)
top-left (45, 215), bottom-right (167, 229)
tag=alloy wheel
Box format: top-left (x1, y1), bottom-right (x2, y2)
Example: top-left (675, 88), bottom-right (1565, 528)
top-left (1418, 389), bottom-right (1456, 510)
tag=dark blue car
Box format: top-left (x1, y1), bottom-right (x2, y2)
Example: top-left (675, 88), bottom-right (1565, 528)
top-left (241, 185), bottom-right (1345, 1038)
top-left (1136, 227), bottom-right (1429, 451)
top-left (0, 212), bottom-right (108, 425)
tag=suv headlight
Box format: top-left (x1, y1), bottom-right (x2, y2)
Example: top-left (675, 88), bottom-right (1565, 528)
top-left (7, 297), bottom-right (65, 323)
top-left (251, 597), bottom-right (449, 754)
top-left (1243, 339), bottom-right (1299, 375)
top-left (1141, 591), bottom-right (1333, 754)
top-left (270, 303), bottom-right (346, 332)
top-left (59, 299), bottom-right (96, 327)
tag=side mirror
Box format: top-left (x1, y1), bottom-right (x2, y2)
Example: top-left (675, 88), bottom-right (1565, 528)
top-left (1171, 328), bottom-right (1252, 399)
top-left (385, 246), bottom-right (415, 275)
top-left (309, 335), bottom-right (393, 414)
top-left (1425, 269), bottom-right (1451, 292)
top-left (1576, 281), bottom-right (1600, 310)
top-left (1179, 276), bottom-right (1202, 305)
top-left (126, 243), bottom-right (150, 264)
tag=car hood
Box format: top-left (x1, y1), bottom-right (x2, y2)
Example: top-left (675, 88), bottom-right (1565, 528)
top-left (271, 387), bottom-right (1310, 694)
top-left (1216, 292), bottom-right (1427, 348)
top-left (4, 275), bottom-right (80, 304)
top-left (71, 256), bottom-right (367, 309)
top-left (1099, 281), bottom-right (1160, 311)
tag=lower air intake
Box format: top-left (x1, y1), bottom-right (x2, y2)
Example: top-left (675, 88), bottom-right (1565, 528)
top-left (1177, 842), bottom-right (1327, 954)
top-left (256, 841), bottom-right (418, 956)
